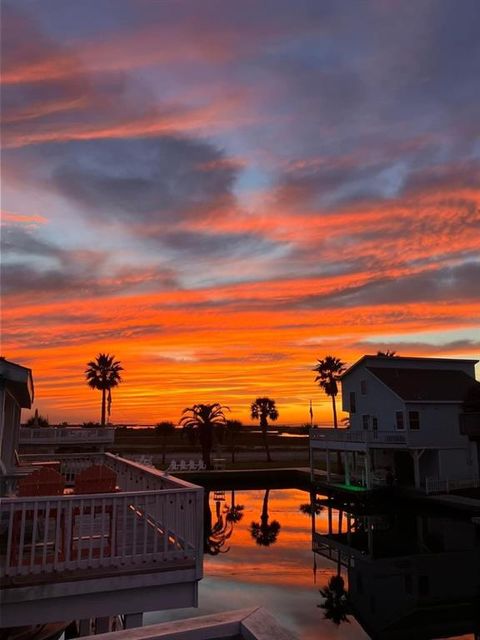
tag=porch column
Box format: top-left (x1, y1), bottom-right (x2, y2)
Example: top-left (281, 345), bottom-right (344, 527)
top-left (326, 448), bottom-right (331, 482)
top-left (365, 449), bottom-right (371, 489)
top-left (344, 451), bottom-right (350, 485)
top-left (412, 449), bottom-right (425, 490)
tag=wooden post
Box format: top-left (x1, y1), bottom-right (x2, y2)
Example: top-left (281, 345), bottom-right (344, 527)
top-left (344, 451), bottom-right (350, 485)
top-left (326, 448), bottom-right (331, 482)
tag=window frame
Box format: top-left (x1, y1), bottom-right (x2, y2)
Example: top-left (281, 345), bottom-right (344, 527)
top-left (409, 410), bottom-right (420, 430)
top-left (349, 391), bottom-right (357, 414)
top-left (395, 411), bottom-right (405, 430)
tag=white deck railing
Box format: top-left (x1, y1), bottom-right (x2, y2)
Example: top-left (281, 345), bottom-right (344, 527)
top-left (424, 476), bottom-right (480, 495)
top-left (1, 454), bottom-right (203, 581)
top-left (19, 427), bottom-right (115, 445)
top-left (309, 428), bottom-right (407, 445)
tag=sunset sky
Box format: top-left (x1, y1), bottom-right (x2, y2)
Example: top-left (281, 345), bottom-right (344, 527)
top-left (2, 0), bottom-right (479, 425)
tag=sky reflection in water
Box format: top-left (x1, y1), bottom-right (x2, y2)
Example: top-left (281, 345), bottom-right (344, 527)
top-left (144, 488), bottom-right (369, 639)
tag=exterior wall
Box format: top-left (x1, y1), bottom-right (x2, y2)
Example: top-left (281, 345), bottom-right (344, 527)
top-left (405, 402), bottom-right (466, 447)
top-left (341, 367), bottom-right (404, 432)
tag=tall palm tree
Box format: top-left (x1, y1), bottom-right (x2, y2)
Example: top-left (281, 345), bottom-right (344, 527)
top-left (179, 403), bottom-right (228, 469)
top-left (85, 353), bottom-right (123, 426)
top-left (251, 397), bottom-right (278, 462)
top-left (318, 575), bottom-right (350, 626)
top-left (250, 489), bottom-right (281, 547)
top-left (313, 356), bottom-right (346, 429)
top-left (377, 350), bottom-right (397, 357)
top-left (155, 421), bottom-right (176, 465)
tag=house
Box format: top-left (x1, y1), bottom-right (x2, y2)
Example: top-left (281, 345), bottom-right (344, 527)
top-left (0, 359), bottom-right (204, 634)
top-left (309, 355), bottom-right (480, 492)
top-left (312, 502), bottom-right (480, 639)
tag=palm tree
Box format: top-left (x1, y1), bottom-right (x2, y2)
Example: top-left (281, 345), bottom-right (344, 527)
top-left (318, 575), bottom-right (350, 626)
top-left (250, 397), bottom-right (278, 462)
top-left (250, 489), bottom-right (281, 547)
top-left (155, 421), bottom-right (176, 466)
top-left (299, 499), bottom-right (323, 517)
top-left (226, 490), bottom-right (244, 523)
top-left (203, 491), bottom-right (233, 555)
top-left (85, 353), bottom-right (123, 426)
top-left (226, 419), bottom-right (243, 463)
top-left (377, 350), bottom-right (397, 357)
top-left (313, 356), bottom-right (346, 429)
top-left (179, 403), bottom-right (228, 469)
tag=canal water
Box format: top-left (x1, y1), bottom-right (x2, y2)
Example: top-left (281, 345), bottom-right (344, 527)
top-left (145, 488), bottom-right (479, 639)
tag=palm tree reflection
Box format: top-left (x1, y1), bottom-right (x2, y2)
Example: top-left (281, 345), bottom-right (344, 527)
top-left (319, 574), bottom-right (350, 626)
top-left (250, 489), bottom-right (281, 547)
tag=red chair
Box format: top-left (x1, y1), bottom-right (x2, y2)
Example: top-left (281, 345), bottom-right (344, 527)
top-left (71, 465), bottom-right (117, 559)
top-left (10, 468), bottom-right (65, 568)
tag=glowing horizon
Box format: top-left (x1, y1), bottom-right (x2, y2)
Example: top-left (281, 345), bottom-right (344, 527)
top-left (1, 1), bottom-right (479, 425)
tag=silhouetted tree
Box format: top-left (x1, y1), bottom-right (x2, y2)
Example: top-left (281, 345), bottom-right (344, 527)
top-left (313, 356), bottom-right (346, 429)
top-left (155, 421), bottom-right (176, 465)
top-left (226, 490), bottom-right (244, 523)
top-left (377, 350), bottom-right (397, 357)
top-left (318, 575), bottom-right (350, 626)
top-left (250, 489), bottom-right (281, 546)
top-left (179, 403), bottom-right (228, 469)
top-left (299, 499), bottom-right (323, 517)
top-left (25, 409), bottom-right (49, 428)
top-left (85, 353), bottom-right (123, 426)
top-left (203, 491), bottom-right (233, 555)
top-left (226, 419), bottom-right (243, 463)
top-left (251, 398), bottom-right (278, 462)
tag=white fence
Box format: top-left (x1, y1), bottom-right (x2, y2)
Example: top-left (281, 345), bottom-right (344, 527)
top-left (19, 427), bottom-right (115, 445)
top-left (1, 454), bottom-right (203, 580)
top-left (424, 476), bottom-right (480, 495)
top-left (310, 428), bottom-right (407, 445)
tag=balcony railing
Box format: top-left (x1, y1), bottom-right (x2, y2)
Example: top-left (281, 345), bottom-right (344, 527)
top-left (19, 427), bottom-right (115, 445)
top-left (0, 453), bottom-right (203, 582)
top-left (309, 428), bottom-right (407, 445)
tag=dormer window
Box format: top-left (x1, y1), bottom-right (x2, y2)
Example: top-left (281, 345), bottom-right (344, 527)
top-left (360, 380), bottom-right (367, 395)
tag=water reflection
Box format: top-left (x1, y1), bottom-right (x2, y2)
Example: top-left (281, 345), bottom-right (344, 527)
top-left (312, 498), bottom-right (480, 639)
top-left (146, 488), bottom-right (479, 640)
top-left (250, 489), bottom-right (281, 547)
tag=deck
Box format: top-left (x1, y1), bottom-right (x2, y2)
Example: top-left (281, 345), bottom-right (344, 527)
top-left (0, 453), bottom-right (204, 627)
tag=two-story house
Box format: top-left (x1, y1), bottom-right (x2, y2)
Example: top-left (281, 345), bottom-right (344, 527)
top-left (310, 355), bottom-right (480, 492)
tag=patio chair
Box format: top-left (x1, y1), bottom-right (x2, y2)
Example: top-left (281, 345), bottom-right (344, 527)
top-left (188, 459), bottom-right (197, 471)
top-left (11, 468), bottom-right (66, 567)
top-left (179, 459), bottom-right (188, 471)
top-left (71, 465), bottom-right (117, 559)
top-left (197, 460), bottom-right (207, 471)
top-left (167, 459), bottom-right (178, 472)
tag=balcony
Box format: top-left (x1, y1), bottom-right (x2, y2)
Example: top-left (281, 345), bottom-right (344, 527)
top-left (19, 426), bottom-right (115, 446)
top-left (310, 428), bottom-right (407, 447)
top-left (0, 453), bottom-right (203, 627)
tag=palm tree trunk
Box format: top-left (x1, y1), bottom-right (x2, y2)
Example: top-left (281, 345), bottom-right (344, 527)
top-left (261, 421), bottom-right (272, 462)
top-left (231, 431), bottom-right (235, 464)
top-left (331, 395), bottom-right (338, 428)
top-left (261, 489), bottom-right (270, 526)
top-left (101, 388), bottom-right (106, 426)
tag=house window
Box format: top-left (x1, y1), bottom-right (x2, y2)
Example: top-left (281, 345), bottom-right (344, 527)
top-left (409, 411), bottom-right (420, 430)
top-left (360, 379), bottom-right (367, 395)
top-left (362, 415), bottom-right (369, 430)
top-left (396, 411), bottom-right (404, 430)
top-left (372, 417), bottom-right (378, 430)
top-left (350, 391), bottom-right (356, 413)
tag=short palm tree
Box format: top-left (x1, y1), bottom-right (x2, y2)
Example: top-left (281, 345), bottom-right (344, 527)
top-left (226, 419), bottom-right (243, 463)
top-left (204, 491), bottom-right (233, 555)
top-left (155, 421), bottom-right (176, 465)
top-left (179, 403), bottom-right (228, 469)
top-left (251, 397), bottom-right (278, 462)
top-left (318, 575), bottom-right (350, 626)
top-left (377, 350), bottom-right (397, 357)
top-left (226, 490), bottom-right (244, 523)
top-left (313, 356), bottom-right (346, 429)
top-left (250, 489), bottom-right (281, 547)
top-left (85, 353), bottom-right (123, 426)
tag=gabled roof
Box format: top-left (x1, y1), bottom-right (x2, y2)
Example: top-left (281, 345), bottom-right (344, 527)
top-left (366, 367), bottom-right (480, 403)
top-left (341, 355), bottom-right (478, 379)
